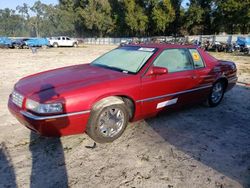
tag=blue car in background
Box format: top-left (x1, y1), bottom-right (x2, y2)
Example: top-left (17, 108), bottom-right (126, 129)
top-left (24, 38), bottom-right (49, 47)
top-left (0, 37), bottom-right (13, 48)
top-left (236, 36), bottom-right (250, 54)
top-left (12, 38), bottom-right (30, 49)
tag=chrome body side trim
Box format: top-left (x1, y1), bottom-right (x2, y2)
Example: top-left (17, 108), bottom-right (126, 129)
top-left (136, 85), bottom-right (212, 103)
top-left (20, 110), bottom-right (91, 121)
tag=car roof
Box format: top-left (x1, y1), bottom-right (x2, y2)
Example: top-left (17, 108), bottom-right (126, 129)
top-left (125, 43), bottom-right (198, 50)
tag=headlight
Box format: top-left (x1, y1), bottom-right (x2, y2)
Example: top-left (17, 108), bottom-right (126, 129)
top-left (26, 99), bottom-right (63, 114)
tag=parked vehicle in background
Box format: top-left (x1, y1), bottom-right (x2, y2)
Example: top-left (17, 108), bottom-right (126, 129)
top-left (8, 44), bottom-right (237, 143)
top-left (24, 38), bottom-right (49, 48)
top-left (210, 41), bottom-right (226, 52)
top-left (0, 37), bottom-right (13, 48)
top-left (12, 38), bottom-right (30, 49)
top-left (48, 36), bottom-right (78, 47)
top-left (236, 37), bottom-right (250, 54)
top-left (120, 39), bottom-right (133, 46)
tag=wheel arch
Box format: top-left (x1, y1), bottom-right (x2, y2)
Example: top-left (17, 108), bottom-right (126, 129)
top-left (91, 94), bottom-right (136, 121)
top-left (215, 77), bottom-right (228, 91)
top-left (53, 42), bottom-right (59, 47)
top-left (118, 95), bottom-right (136, 120)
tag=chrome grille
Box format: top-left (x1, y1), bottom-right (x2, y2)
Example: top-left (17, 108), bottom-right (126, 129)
top-left (12, 91), bottom-right (24, 108)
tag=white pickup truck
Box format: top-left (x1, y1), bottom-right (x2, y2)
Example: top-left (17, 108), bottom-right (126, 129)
top-left (49, 36), bottom-right (78, 47)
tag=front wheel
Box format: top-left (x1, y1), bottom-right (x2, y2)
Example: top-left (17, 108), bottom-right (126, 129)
top-left (207, 81), bottom-right (225, 107)
top-left (53, 43), bottom-right (58, 48)
top-left (87, 103), bottom-right (129, 143)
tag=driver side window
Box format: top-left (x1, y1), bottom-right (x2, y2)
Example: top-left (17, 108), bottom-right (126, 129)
top-left (153, 49), bottom-right (193, 73)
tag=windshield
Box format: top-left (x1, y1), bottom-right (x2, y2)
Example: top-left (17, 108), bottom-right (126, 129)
top-left (91, 46), bottom-right (156, 74)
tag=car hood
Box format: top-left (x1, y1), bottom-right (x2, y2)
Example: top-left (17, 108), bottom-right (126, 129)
top-left (15, 64), bottom-right (130, 99)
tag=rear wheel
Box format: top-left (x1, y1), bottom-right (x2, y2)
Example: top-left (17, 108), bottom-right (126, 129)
top-left (207, 81), bottom-right (225, 107)
top-left (87, 100), bottom-right (129, 143)
top-left (22, 45), bottom-right (28, 49)
top-left (73, 43), bottom-right (77, 47)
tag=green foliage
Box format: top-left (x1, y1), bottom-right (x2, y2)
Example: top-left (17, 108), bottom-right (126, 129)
top-left (169, 0), bottom-right (183, 35)
top-left (215, 0), bottom-right (250, 34)
top-left (0, 0), bottom-right (249, 37)
top-left (183, 3), bottom-right (204, 35)
top-left (0, 9), bottom-right (24, 36)
top-left (151, 0), bottom-right (175, 34)
top-left (76, 0), bottom-right (114, 37)
top-left (124, 0), bottom-right (148, 36)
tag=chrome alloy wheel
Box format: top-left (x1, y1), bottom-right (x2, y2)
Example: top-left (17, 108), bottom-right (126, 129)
top-left (98, 107), bottom-right (125, 138)
top-left (211, 82), bottom-right (224, 104)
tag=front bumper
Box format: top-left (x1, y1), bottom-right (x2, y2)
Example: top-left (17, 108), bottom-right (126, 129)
top-left (8, 98), bottom-right (90, 137)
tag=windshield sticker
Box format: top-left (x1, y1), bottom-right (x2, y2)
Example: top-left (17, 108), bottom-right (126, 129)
top-left (192, 52), bottom-right (200, 61)
top-left (138, 47), bottom-right (155, 52)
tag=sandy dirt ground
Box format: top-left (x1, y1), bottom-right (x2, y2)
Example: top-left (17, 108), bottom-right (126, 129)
top-left (0, 46), bottom-right (250, 188)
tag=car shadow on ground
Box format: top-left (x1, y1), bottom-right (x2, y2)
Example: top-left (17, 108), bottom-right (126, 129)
top-left (29, 133), bottom-right (68, 188)
top-left (146, 85), bottom-right (250, 187)
top-left (0, 142), bottom-right (17, 188)
top-left (29, 84), bottom-right (68, 188)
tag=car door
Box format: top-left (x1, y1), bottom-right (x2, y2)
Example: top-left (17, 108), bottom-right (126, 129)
top-left (139, 48), bottom-right (198, 117)
top-left (65, 37), bottom-right (72, 46)
top-left (61, 37), bottom-right (67, 46)
top-left (187, 48), bottom-right (213, 102)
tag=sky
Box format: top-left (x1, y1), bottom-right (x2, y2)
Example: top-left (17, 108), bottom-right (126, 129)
top-left (0, 0), bottom-right (58, 10)
top-left (182, 0), bottom-right (189, 8)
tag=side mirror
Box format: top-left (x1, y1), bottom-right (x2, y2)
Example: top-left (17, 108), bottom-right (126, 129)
top-left (147, 66), bottom-right (168, 76)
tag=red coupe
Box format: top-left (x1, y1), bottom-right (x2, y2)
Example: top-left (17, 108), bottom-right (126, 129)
top-left (8, 44), bottom-right (237, 143)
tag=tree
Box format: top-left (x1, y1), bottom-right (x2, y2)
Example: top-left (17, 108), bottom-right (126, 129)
top-left (1, 0), bottom-right (249, 37)
top-left (215, 0), bottom-right (250, 34)
top-left (58, 0), bottom-right (76, 35)
top-left (16, 3), bottom-right (30, 36)
top-left (30, 0), bottom-right (46, 37)
top-left (0, 8), bottom-right (23, 36)
top-left (151, 0), bottom-right (175, 35)
top-left (109, 0), bottom-right (127, 36)
top-left (124, 0), bottom-right (148, 36)
top-left (76, 0), bottom-right (115, 37)
top-left (170, 0), bottom-right (182, 35)
top-left (183, 1), bottom-right (205, 35)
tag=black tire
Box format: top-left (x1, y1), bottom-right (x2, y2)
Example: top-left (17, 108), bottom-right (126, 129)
top-left (53, 43), bottom-right (58, 48)
top-left (22, 45), bottom-right (28, 49)
top-left (207, 81), bottom-right (225, 107)
top-left (86, 103), bottom-right (129, 143)
top-left (13, 44), bottom-right (19, 49)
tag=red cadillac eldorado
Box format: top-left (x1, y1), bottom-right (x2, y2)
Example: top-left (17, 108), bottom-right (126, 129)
top-left (8, 44), bottom-right (237, 143)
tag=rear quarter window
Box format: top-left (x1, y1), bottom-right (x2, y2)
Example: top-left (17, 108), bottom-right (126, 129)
top-left (189, 49), bottom-right (205, 68)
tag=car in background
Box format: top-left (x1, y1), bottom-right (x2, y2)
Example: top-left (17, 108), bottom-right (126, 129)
top-left (211, 41), bottom-right (226, 52)
top-left (236, 37), bottom-right (250, 54)
top-left (8, 44), bottom-right (237, 143)
top-left (12, 38), bottom-right (30, 49)
top-left (0, 37), bottom-right (13, 48)
top-left (48, 36), bottom-right (78, 47)
top-left (24, 38), bottom-right (49, 48)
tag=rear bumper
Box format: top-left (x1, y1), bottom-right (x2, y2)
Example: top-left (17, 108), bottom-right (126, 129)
top-left (8, 98), bottom-right (90, 137)
top-left (226, 76), bottom-right (238, 91)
